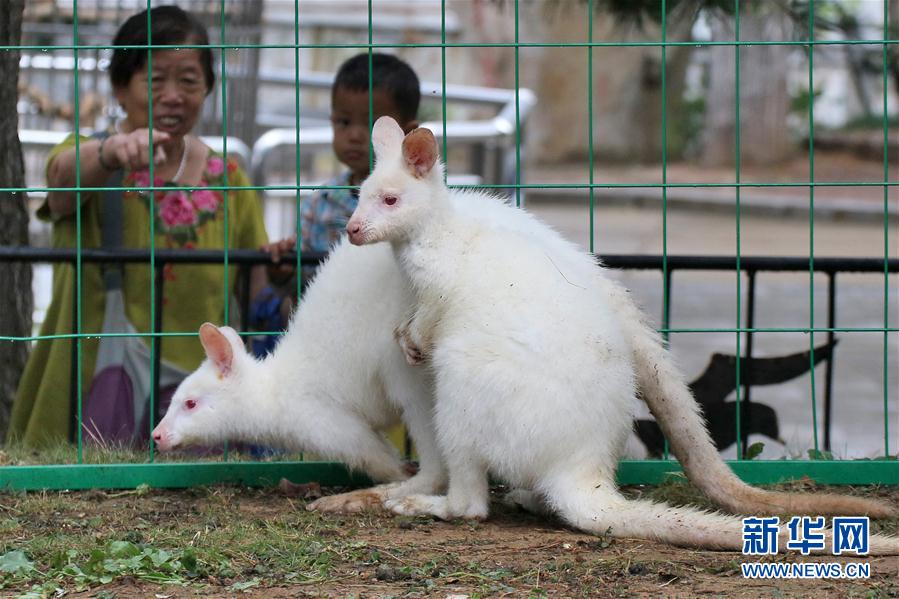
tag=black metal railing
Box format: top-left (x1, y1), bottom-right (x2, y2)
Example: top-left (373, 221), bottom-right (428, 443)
top-left (1, 247), bottom-right (896, 454)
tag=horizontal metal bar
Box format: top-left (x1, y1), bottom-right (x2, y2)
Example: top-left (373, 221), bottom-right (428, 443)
top-left (658, 326), bottom-right (899, 334)
top-left (0, 461), bottom-right (371, 491)
top-left (1, 460), bottom-right (895, 491)
top-left (5, 325), bottom-right (897, 345)
top-left (0, 247), bottom-right (326, 266)
top-left (1, 248), bottom-right (894, 274)
top-left (10, 181), bottom-right (899, 194)
top-left (600, 254), bottom-right (899, 273)
top-left (6, 40), bottom-right (899, 52)
top-left (615, 460), bottom-right (899, 486)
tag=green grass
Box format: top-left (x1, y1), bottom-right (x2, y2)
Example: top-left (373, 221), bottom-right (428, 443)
top-left (2, 481), bottom-right (898, 597)
top-left (0, 439), bottom-right (306, 466)
top-left (0, 486), bottom-right (550, 596)
top-left (0, 486), bottom-right (356, 596)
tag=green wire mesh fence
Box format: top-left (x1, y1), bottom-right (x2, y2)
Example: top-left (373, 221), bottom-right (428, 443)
top-left (0, 0), bottom-right (897, 490)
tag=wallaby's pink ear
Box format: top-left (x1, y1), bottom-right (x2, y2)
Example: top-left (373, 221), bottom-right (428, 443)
top-left (372, 116), bottom-right (405, 161)
top-left (402, 128), bottom-right (438, 179)
top-left (198, 322), bottom-right (233, 377)
top-left (218, 326), bottom-right (247, 352)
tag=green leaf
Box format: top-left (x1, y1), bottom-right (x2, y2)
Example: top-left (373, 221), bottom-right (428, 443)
top-left (0, 550), bottom-right (33, 575)
top-left (62, 563), bottom-right (84, 577)
top-left (229, 577), bottom-right (261, 591)
top-left (149, 548), bottom-right (172, 568)
top-left (745, 442), bottom-right (765, 460)
top-left (109, 540), bottom-right (140, 558)
top-left (807, 449), bottom-right (834, 461)
top-left (180, 549), bottom-right (198, 575)
top-left (86, 548), bottom-right (107, 568)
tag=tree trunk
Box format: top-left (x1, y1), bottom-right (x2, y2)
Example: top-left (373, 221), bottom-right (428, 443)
top-left (701, 7), bottom-right (794, 166)
top-left (0, 0), bottom-right (31, 442)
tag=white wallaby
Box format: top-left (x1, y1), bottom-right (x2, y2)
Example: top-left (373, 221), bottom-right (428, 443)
top-left (151, 239), bottom-right (447, 510)
top-left (344, 116), bottom-right (898, 553)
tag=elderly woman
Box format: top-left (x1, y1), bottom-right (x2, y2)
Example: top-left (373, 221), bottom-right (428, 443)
top-left (10, 6), bottom-right (270, 447)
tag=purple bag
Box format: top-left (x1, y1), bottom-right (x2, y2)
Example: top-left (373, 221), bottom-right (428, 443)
top-left (83, 288), bottom-right (186, 446)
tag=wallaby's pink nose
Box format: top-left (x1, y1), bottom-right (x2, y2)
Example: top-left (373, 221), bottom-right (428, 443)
top-left (346, 221), bottom-right (364, 245)
top-left (152, 428), bottom-right (170, 451)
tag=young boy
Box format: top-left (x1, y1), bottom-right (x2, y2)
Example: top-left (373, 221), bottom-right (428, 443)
top-left (256, 53), bottom-right (421, 346)
top-left (303, 52), bottom-right (421, 252)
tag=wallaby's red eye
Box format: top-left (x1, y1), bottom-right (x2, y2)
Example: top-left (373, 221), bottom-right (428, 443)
top-left (384, 195), bottom-right (398, 206)
top-left (185, 399), bottom-right (197, 410)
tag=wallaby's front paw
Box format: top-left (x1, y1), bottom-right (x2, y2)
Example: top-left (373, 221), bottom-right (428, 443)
top-left (306, 488), bottom-right (387, 513)
top-left (394, 325), bottom-right (426, 366)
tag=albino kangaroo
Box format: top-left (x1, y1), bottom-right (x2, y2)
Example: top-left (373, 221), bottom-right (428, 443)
top-left (345, 116), bottom-right (898, 552)
top-left (152, 239), bottom-right (446, 508)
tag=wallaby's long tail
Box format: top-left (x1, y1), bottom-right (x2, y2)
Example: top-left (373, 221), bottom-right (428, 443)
top-left (545, 481), bottom-right (899, 553)
top-left (550, 482), bottom-right (743, 550)
top-left (600, 278), bottom-right (896, 519)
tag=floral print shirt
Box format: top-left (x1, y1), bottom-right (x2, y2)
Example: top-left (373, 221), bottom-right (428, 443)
top-left (124, 154), bottom-right (240, 246)
top-left (299, 171), bottom-right (358, 252)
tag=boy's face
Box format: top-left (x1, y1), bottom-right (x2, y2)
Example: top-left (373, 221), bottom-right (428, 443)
top-left (331, 86), bottom-right (417, 182)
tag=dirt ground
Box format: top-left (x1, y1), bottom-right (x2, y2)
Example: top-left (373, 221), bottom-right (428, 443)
top-left (4, 482), bottom-right (898, 598)
top-left (7, 147), bottom-right (898, 598)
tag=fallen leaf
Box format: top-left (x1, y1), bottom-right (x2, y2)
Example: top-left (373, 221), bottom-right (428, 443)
top-left (278, 479), bottom-right (322, 499)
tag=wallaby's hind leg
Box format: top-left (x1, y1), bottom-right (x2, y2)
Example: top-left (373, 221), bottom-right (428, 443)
top-left (308, 476), bottom-right (440, 514)
top-left (305, 432), bottom-right (408, 515)
top-left (307, 485), bottom-right (395, 513)
top-left (309, 376), bottom-right (449, 515)
top-left (309, 403), bottom-right (446, 515)
top-left (298, 409), bottom-right (409, 513)
top-left (386, 454), bottom-right (489, 520)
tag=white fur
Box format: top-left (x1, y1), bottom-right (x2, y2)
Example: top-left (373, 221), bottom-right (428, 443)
top-left (345, 117), bottom-right (899, 553)
top-left (152, 239), bottom-right (447, 501)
